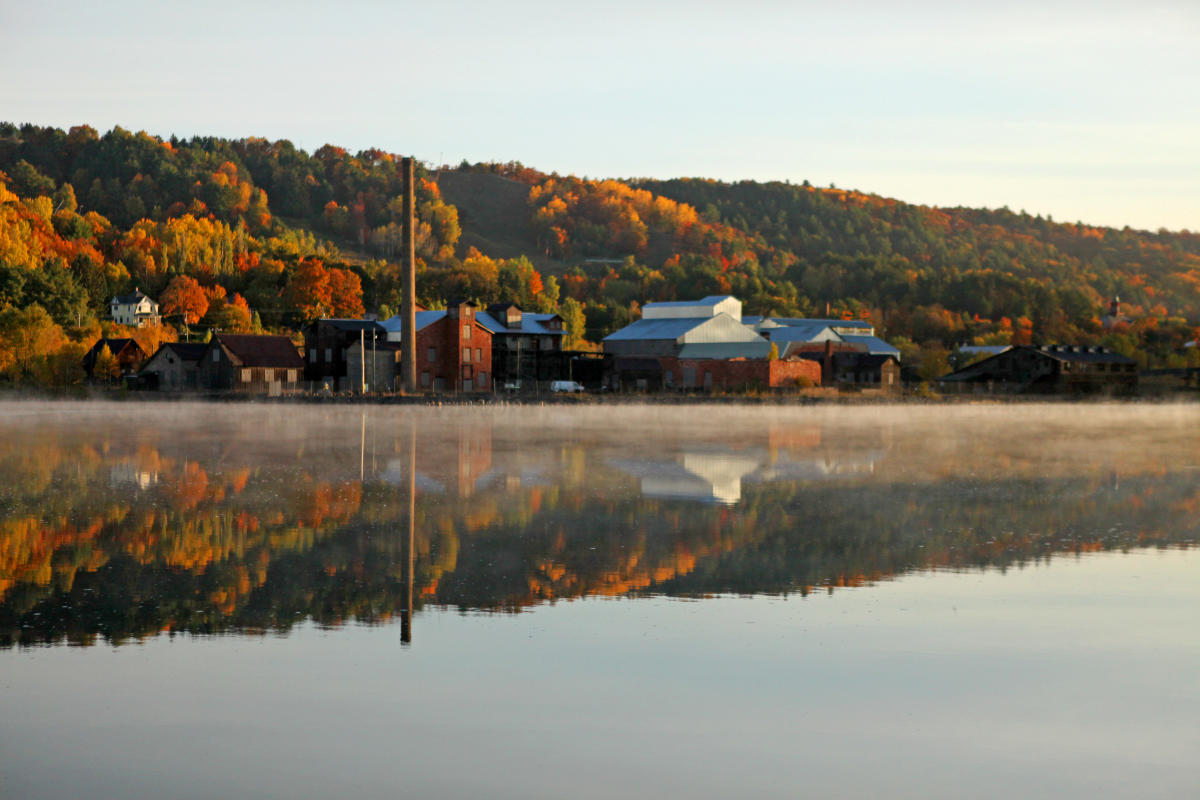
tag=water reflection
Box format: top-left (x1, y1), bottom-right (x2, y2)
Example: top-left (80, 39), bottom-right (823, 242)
top-left (0, 402), bottom-right (1197, 647)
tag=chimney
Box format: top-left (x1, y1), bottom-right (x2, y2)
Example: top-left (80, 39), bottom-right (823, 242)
top-left (400, 157), bottom-right (417, 393)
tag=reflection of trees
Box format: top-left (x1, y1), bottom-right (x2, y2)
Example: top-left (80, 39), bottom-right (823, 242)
top-left (3, 408), bottom-right (1200, 647)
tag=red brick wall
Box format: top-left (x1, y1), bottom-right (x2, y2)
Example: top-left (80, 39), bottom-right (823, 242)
top-left (415, 304), bottom-right (493, 392)
top-left (661, 357), bottom-right (821, 391)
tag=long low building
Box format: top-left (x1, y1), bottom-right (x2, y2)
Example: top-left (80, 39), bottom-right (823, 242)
top-left (602, 295), bottom-right (901, 391)
top-left (938, 344), bottom-right (1137, 394)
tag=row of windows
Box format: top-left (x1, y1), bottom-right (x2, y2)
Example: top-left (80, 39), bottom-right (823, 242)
top-left (420, 371), bottom-right (488, 389)
top-left (238, 368), bottom-right (299, 383)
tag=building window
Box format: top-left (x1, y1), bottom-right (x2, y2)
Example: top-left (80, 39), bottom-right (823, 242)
top-left (241, 368), bottom-right (251, 382)
top-left (421, 371), bottom-right (431, 387)
top-left (309, 349), bottom-right (316, 363)
top-left (212, 350), bottom-right (220, 363)
top-left (462, 324), bottom-right (471, 340)
top-left (479, 371), bottom-right (488, 387)
top-left (287, 369), bottom-right (297, 382)
top-left (428, 347), bottom-right (436, 362)
top-left (475, 348), bottom-right (482, 362)
top-left (463, 347), bottom-right (471, 363)
top-left (462, 364), bottom-right (473, 379)
top-left (325, 347), bottom-right (332, 362)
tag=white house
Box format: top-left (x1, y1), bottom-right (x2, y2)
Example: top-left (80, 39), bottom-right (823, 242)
top-left (110, 288), bottom-right (160, 327)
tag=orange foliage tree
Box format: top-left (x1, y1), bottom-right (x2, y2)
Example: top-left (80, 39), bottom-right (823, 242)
top-left (159, 275), bottom-right (210, 324)
top-left (283, 260), bottom-right (334, 318)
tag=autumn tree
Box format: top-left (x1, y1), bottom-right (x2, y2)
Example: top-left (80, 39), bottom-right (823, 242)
top-left (159, 275), bottom-right (210, 324)
top-left (92, 344), bottom-right (121, 383)
top-left (0, 304), bottom-right (67, 381)
top-left (283, 259), bottom-right (333, 319)
top-left (326, 268), bottom-right (364, 318)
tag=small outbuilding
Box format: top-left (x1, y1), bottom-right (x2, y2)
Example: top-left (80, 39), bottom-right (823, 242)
top-left (197, 334), bottom-right (305, 395)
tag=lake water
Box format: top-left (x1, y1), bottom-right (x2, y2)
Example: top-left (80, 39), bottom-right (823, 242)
top-left (1, 400), bottom-right (1197, 799)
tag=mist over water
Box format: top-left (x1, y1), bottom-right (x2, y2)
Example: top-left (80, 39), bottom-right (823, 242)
top-left (1, 400), bottom-right (1197, 799)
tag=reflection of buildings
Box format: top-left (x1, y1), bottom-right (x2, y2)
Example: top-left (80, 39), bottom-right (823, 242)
top-left (382, 427), bottom-right (494, 497)
top-left (109, 462), bottom-right (159, 490)
top-left (612, 452), bottom-right (761, 505)
top-left (608, 431), bottom-right (886, 505)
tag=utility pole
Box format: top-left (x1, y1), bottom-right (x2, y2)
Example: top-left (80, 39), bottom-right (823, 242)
top-left (360, 327), bottom-right (366, 394)
top-left (401, 156), bottom-right (418, 394)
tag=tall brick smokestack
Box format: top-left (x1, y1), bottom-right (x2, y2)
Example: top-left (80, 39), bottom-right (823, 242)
top-left (401, 156), bottom-right (417, 394)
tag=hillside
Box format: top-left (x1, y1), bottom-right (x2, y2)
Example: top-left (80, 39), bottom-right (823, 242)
top-left (1, 122), bottom-right (1198, 386)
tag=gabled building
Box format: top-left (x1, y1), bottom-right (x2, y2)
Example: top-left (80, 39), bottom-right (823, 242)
top-left (197, 333), bottom-right (305, 395)
top-left (303, 318), bottom-right (386, 391)
top-left (603, 295), bottom-right (763, 358)
top-left (82, 338), bottom-right (147, 379)
top-left (380, 300), bottom-right (493, 393)
top-left (477, 303), bottom-right (566, 387)
top-left (139, 342), bottom-right (208, 390)
top-left (938, 344), bottom-right (1137, 394)
top-left (109, 289), bottom-right (160, 327)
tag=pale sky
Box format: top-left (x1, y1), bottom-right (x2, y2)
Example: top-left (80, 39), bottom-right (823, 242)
top-left (2, 0), bottom-right (1198, 231)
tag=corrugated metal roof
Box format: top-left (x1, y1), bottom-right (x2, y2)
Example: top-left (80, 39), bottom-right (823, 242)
top-left (475, 310), bottom-right (565, 336)
top-left (676, 341), bottom-right (772, 359)
top-left (643, 295), bottom-right (733, 309)
top-left (380, 311), bottom-right (447, 335)
top-left (761, 322), bottom-right (838, 343)
top-left (841, 334), bottom-right (901, 357)
top-left (603, 316), bottom-right (713, 341)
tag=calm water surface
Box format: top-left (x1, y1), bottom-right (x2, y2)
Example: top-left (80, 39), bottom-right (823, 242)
top-left (1, 401), bottom-right (1197, 799)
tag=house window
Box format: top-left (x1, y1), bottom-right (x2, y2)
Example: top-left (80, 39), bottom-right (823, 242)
top-left (421, 371), bottom-right (431, 387)
top-left (462, 324), bottom-right (471, 340)
top-left (241, 368), bottom-right (250, 382)
top-left (475, 348), bottom-right (482, 362)
top-left (434, 377), bottom-right (446, 392)
top-left (428, 347), bottom-right (437, 362)
top-left (463, 347), bottom-right (471, 363)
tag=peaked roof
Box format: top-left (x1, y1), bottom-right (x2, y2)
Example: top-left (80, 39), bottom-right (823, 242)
top-left (213, 334), bottom-right (304, 367)
top-left (87, 337), bottom-right (142, 356)
top-left (603, 316), bottom-right (714, 342)
top-left (112, 289), bottom-right (154, 305)
top-left (744, 316), bottom-right (872, 330)
top-left (840, 333), bottom-right (901, 357)
top-left (475, 310), bottom-right (565, 336)
top-left (758, 321), bottom-right (838, 343)
top-left (158, 342), bottom-right (209, 361)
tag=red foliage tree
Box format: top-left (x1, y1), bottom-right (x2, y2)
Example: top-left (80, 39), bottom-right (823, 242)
top-left (159, 275), bottom-right (210, 325)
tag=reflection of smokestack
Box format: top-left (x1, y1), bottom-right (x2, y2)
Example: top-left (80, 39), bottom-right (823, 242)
top-left (402, 421), bottom-right (415, 644)
top-left (401, 157), bottom-right (418, 394)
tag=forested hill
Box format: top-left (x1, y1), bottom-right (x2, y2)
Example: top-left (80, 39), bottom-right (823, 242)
top-left (1, 122), bottom-right (1198, 382)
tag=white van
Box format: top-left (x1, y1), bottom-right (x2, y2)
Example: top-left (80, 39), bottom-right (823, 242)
top-left (551, 380), bottom-right (585, 393)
